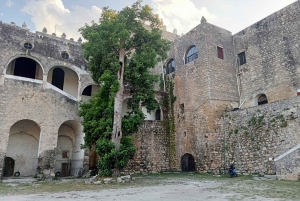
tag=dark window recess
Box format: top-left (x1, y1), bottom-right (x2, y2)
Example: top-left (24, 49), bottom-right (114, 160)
top-left (52, 68), bottom-right (65, 90)
top-left (61, 51), bottom-right (69, 60)
top-left (238, 52), bottom-right (246, 65)
top-left (185, 46), bottom-right (198, 64)
top-left (82, 85), bottom-right (92, 96)
top-left (258, 94), bottom-right (268, 105)
top-left (24, 42), bottom-right (33, 50)
top-left (217, 46), bottom-right (224, 59)
top-left (14, 58), bottom-right (37, 79)
top-left (180, 103), bottom-right (185, 114)
top-left (166, 59), bottom-right (175, 74)
top-left (155, 109), bottom-right (161, 120)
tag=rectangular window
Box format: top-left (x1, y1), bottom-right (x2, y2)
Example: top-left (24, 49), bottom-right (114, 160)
top-left (238, 52), bottom-right (246, 65)
top-left (217, 46), bottom-right (224, 59)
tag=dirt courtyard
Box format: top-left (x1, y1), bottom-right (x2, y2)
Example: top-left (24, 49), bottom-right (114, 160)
top-left (0, 173), bottom-right (299, 201)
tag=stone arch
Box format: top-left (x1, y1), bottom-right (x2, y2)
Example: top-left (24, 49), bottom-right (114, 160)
top-left (81, 84), bottom-right (100, 102)
top-left (164, 58), bottom-right (175, 74)
top-left (184, 45), bottom-right (198, 64)
top-left (181, 153), bottom-right (196, 172)
top-left (255, 93), bottom-right (268, 106)
top-left (6, 56), bottom-right (44, 80)
top-left (47, 66), bottom-right (79, 98)
top-left (55, 120), bottom-right (84, 177)
top-left (6, 119), bottom-right (41, 177)
top-left (4, 54), bottom-right (45, 75)
top-left (45, 63), bottom-right (80, 79)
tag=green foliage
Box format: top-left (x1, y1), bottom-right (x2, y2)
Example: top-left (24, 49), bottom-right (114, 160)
top-left (79, 0), bottom-right (170, 176)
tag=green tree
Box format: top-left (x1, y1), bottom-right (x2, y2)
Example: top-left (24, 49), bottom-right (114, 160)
top-left (79, 0), bottom-right (170, 176)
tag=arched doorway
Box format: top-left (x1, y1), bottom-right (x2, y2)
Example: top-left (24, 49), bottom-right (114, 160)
top-left (52, 68), bottom-right (65, 90)
top-left (181, 153), bottom-right (196, 172)
top-left (6, 57), bottom-right (43, 80)
top-left (47, 66), bottom-right (79, 98)
top-left (55, 120), bottom-right (83, 177)
top-left (3, 157), bottom-right (15, 177)
top-left (6, 120), bottom-right (40, 177)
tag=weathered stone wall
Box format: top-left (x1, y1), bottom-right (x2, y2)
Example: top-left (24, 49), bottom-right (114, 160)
top-left (275, 146), bottom-right (300, 180)
top-left (223, 96), bottom-right (300, 177)
top-left (123, 121), bottom-right (170, 174)
top-left (233, 1), bottom-right (300, 108)
top-left (165, 19), bottom-right (238, 172)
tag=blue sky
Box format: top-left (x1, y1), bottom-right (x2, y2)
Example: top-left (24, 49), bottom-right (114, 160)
top-left (0, 0), bottom-right (297, 40)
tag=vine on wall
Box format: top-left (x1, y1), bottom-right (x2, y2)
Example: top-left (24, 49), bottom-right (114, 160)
top-left (162, 76), bottom-right (177, 169)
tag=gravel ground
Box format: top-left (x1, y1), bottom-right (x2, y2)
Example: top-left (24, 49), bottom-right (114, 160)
top-left (0, 174), bottom-right (298, 201)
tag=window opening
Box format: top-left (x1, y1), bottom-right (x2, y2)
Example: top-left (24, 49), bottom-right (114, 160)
top-left (52, 68), bottom-right (65, 90)
top-left (61, 51), bottom-right (69, 60)
top-left (180, 103), bottom-right (185, 114)
top-left (82, 85), bottom-right (92, 96)
top-left (238, 52), bottom-right (246, 65)
top-left (217, 46), bottom-right (224, 59)
top-left (166, 59), bottom-right (175, 74)
top-left (14, 58), bottom-right (37, 79)
top-left (258, 94), bottom-right (268, 105)
top-left (155, 109), bottom-right (161, 120)
top-left (24, 42), bottom-right (33, 50)
top-left (185, 46), bottom-right (198, 64)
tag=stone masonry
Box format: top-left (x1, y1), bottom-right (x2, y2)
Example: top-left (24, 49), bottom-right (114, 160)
top-left (1, 1), bottom-right (300, 180)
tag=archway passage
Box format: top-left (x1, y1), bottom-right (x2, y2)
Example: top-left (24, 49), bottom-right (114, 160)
top-left (6, 120), bottom-right (40, 177)
top-left (181, 153), bottom-right (196, 172)
top-left (55, 120), bottom-right (84, 177)
top-left (6, 57), bottom-right (43, 80)
top-left (47, 66), bottom-right (79, 98)
top-left (3, 157), bottom-right (15, 177)
top-left (52, 68), bottom-right (65, 90)
top-left (81, 85), bottom-right (100, 102)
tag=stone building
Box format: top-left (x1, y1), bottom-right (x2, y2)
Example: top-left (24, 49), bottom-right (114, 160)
top-left (1, 1), bottom-right (300, 180)
top-left (163, 1), bottom-right (300, 180)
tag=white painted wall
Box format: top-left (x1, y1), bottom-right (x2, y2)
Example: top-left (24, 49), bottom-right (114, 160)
top-left (7, 120), bottom-right (40, 176)
top-left (47, 67), bottom-right (79, 98)
top-left (142, 107), bottom-right (156, 120)
top-left (55, 122), bottom-right (84, 176)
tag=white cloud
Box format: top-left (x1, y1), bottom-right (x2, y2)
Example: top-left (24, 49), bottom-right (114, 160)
top-left (22, 0), bottom-right (102, 40)
top-left (152, 0), bottom-right (216, 35)
top-left (6, 0), bottom-right (14, 7)
top-left (0, 13), bottom-right (3, 16)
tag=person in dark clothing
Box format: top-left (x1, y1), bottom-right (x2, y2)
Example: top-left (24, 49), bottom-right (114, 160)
top-left (228, 164), bottom-right (238, 178)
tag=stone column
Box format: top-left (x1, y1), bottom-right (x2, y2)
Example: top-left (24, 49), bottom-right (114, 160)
top-left (42, 74), bottom-right (47, 90)
top-left (77, 80), bottom-right (82, 101)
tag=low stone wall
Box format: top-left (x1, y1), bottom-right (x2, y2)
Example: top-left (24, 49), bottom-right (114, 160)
top-left (123, 121), bottom-right (170, 174)
top-left (223, 96), bottom-right (300, 177)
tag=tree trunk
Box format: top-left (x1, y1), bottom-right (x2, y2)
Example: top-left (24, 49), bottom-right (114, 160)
top-left (111, 49), bottom-right (125, 177)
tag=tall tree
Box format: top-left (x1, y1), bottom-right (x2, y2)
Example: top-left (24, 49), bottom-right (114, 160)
top-left (79, 0), bottom-right (170, 176)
